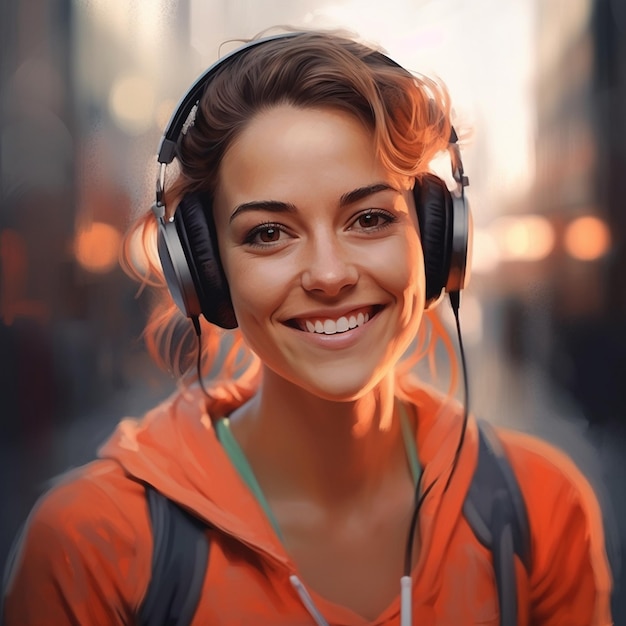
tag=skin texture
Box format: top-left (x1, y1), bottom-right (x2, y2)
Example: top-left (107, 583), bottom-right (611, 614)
top-left (212, 104), bottom-right (426, 616)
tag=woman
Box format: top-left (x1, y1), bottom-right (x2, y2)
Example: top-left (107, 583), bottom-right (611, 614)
top-left (3, 30), bottom-right (612, 625)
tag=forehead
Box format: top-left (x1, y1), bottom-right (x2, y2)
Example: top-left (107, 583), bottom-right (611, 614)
top-left (215, 105), bottom-right (406, 208)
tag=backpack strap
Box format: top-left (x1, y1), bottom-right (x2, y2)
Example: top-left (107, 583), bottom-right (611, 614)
top-left (462, 420), bottom-right (531, 626)
top-left (138, 485), bottom-right (210, 626)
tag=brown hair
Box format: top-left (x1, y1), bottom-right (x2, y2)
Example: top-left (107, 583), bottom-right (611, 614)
top-left (122, 29), bottom-right (455, 398)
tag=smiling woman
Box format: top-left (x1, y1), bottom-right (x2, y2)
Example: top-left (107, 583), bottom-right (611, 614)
top-left (2, 29), bottom-right (613, 626)
top-left (213, 105), bottom-right (424, 403)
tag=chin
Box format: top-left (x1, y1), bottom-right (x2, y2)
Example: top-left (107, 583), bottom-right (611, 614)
top-left (272, 361), bottom-right (394, 403)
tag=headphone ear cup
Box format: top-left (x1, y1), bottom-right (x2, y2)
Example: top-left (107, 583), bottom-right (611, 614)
top-left (414, 173), bottom-right (471, 308)
top-left (414, 174), bottom-right (452, 305)
top-left (157, 192), bottom-right (237, 329)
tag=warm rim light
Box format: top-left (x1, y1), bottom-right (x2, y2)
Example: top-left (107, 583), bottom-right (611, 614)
top-left (564, 216), bottom-right (611, 261)
top-left (74, 222), bottom-right (122, 274)
top-left (126, 223), bottom-right (159, 274)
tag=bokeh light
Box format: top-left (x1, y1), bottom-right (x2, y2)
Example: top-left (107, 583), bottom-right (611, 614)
top-left (74, 222), bottom-right (122, 274)
top-left (490, 215), bottom-right (555, 262)
top-left (564, 215), bottom-right (611, 261)
top-left (108, 74), bottom-right (156, 135)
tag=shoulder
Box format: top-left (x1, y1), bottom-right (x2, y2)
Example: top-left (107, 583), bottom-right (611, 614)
top-left (495, 426), bottom-right (603, 518)
top-left (493, 426), bottom-right (606, 551)
top-left (34, 458), bottom-right (152, 544)
top-left (494, 426), bottom-right (613, 623)
top-left (4, 460), bottom-right (152, 624)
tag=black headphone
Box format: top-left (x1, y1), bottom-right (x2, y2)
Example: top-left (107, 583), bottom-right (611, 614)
top-left (152, 32), bottom-right (472, 330)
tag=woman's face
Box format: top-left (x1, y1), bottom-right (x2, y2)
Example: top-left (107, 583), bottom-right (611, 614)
top-left (213, 105), bottom-right (425, 400)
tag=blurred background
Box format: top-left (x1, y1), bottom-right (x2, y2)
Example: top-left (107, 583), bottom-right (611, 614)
top-left (1, 0), bottom-right (624, 620)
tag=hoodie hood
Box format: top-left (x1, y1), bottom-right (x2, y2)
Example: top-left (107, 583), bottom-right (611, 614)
top-left (98, 385), bottom-right (293, 567)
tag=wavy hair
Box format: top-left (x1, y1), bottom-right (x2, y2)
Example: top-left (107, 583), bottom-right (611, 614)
top-left (121, 29), bottom-right (458, 404)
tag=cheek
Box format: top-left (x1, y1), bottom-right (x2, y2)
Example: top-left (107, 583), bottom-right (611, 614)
top-left (393, 233), bottom-right (426, 323)
top-left (221, 253), bottom-right (293, 320)
top-left (389, 231), bottom-right (425, 294)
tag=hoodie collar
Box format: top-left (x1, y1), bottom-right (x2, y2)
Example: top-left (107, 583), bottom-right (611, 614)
top-left (98, 385), bottom-right (293, 567)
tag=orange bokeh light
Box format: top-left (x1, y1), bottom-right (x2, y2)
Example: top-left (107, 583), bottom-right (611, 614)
top-left (564, 216), bottom-right (611, 261)
top-left (490, 215), bottom-right (555, 262)
top-left (74, 222), bottom-right (122, 273)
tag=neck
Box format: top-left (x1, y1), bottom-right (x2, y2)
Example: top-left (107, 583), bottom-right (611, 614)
top-left (228, 366), bottom-right (412, 509)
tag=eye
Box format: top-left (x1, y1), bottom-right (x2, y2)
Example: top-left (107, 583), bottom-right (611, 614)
top-left (243, 222), bottom-right (289, 247)
top-left (351, 209), bottom-right (397, 232)
top-left (257, 225), bottom-right (280, 243)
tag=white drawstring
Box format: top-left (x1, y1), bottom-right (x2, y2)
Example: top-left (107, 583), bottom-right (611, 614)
top-left (400, 575), bottom-right (412, 626)
top-left (290, 572), bottom-right (413, 625)
top-left (290, 575), bottom-right (330, 626)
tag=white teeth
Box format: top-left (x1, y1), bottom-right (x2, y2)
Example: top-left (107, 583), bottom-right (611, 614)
top-left (299, 310), bottom-right (374, 335)
top-left (336, 317), bottom-right (349, 332)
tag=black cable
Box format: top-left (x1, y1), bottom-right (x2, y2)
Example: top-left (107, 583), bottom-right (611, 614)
top-left (402, 290), bottom-right (470, 577)
top-left (191, 316), bottom-right (211, 398)
top-left (444, 290), bottom-right (470, 493)
top-left (403, 472), bottom-right (438, 576)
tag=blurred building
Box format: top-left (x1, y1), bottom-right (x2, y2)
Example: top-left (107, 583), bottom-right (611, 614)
top-left (531, 0), bottom-right (625, 427)
top-left (1, 0), bottom-right (75, 445)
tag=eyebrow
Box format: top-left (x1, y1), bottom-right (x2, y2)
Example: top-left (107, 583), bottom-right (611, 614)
top-left (339, 183), bottom-right (400, 207)
top-left (228, 183), bottom-right (400, 223)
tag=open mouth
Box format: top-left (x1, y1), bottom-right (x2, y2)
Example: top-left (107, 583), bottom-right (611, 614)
top-left (286, 305), bottom-right (383, 336)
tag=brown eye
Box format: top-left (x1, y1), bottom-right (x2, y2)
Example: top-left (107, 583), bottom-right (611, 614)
top-left (357, 213), bottom-right (381, 229)
top-left (244, 222), bottom-right (289, 247)
top-left (352, 210), bottom-right (396, 232)
top-left (259, 227), bottom-right (280, 242)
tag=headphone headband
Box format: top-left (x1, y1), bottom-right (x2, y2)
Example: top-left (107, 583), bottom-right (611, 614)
top-left (158, 32), bottom-right (307, 165)
top-left (153, 32), bottom-right (468, 213)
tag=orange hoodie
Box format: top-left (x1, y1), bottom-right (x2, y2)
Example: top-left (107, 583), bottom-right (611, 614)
top-left (3, 382), bottom-right (613, 625)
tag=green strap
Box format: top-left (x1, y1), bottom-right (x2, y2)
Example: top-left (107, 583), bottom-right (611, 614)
top-left (215, 404), bottom-right (421, 542)
top-left (214, 418), bottom-right (284, 542)
top-left (398, 402), bottom-right (421, 488)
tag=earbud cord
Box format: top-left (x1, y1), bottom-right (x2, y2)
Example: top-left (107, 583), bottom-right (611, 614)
top-left (400, 290), bottom-right (470, 626)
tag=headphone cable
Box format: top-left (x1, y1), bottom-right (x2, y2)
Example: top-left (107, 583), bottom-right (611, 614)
top-left (192, 316), bottom-right (212, 398)
top-left (400, 290), bottom-right (470, 625)
top-left (444, 290), bottom-right (470, 492)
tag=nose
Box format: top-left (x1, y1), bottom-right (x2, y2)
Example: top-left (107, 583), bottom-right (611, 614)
top-left (300, 233), bottom-right (358, 296)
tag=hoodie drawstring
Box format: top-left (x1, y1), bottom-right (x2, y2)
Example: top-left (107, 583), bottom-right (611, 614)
top-left (290, 575), bottom-right (330, 626)
top-left (291, 574), bottom-right (413, 626)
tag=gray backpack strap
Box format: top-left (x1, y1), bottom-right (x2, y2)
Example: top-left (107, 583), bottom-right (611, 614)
top-left (463, 420), bottom-right (531, 626)
top-left (139, 485), bottom-right (210, 626)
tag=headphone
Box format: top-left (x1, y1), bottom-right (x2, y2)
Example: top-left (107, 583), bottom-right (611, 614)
top-left (152, 32), bottom-right (472, 330)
